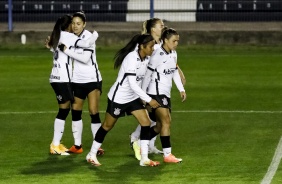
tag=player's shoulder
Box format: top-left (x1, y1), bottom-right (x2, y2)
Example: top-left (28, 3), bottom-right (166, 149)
top-left (60, 31), bottom-right (75, 39)
top-left (80, 29), bottom-right (92, 38)
top-left (152, 47), bottom-right (165, 57)
top-left (124, 51), bottom-right (140, 64)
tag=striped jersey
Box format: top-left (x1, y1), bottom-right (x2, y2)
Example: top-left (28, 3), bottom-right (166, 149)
top-left (107, 50), bottom-right (152, 104)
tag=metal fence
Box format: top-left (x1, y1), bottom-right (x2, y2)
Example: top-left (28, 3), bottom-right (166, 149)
top-left (1, 0), bottom-right (282, 27)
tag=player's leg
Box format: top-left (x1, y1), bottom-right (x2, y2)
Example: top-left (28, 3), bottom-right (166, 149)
top-left (132, 109), bottom-right (160, 167)
top-left (148, 111), bottom-right (163, 154)
top-left (69, 96), bottom-right (84, 153)
top-left (86, 112), bottom-right (118, 166)
top-left (50, 83), bottom-right (72, 155)
top-left (87, 88), bottom-right (104, 155)
top-left (155, 108), bottom-right (182, 163)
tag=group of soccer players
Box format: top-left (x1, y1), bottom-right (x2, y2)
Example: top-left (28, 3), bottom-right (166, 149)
top-left (47, 12), bottom-right (186, 167)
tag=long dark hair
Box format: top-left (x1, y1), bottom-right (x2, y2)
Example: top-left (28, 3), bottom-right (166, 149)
top-left (72, 11), bottom-right (86, 23)
top-left (48, 14), bottom-right (72, 50)
top-left (114, 34), bottom-right (154, 69)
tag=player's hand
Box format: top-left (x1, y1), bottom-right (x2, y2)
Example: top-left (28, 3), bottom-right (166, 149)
top-left (145, 104), bottom-right (152, 113)
top-left (92, 30), bottom-right (99, 37)
top-left (58, 44), bottom-right (66, 52)
top-left (180, 91), bottom-right (186, 102)
top-left (45, 36), bottom-right (50, 49)
top-left (148, 99), bottom-right (160, 109)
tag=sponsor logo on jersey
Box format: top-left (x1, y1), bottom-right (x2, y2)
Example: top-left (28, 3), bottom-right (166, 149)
top-left (163, 68), bottom-right (175, 75)
top-left (50, 75), bottom-right (60, 80)
top-left (162, 97), bottom-right (168, 105)
top-left (114, 108), bottom-right (121, 116)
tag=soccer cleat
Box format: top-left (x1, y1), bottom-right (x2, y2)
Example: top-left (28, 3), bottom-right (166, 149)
top-left (163, 154), bottom-right (182, 163)
top-left (68, 145), bottom-right (83, 154)
top-left (140, 159), bottom-right (160, 167)
top-left (59, 143), bottom-right (69, 152)
top-left (50, 143), bottom-right (70, 155)
top-left (97, 148), bottom-right (104, 156)
top-left (131, 141), bottom-right (141, 161)
top-left (149, 146), bottom-right (163, 154)
top-left (86, 153), bottom-right (101, 166)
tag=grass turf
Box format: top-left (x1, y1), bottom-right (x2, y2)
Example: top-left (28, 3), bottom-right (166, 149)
top-left (0, 46), bottom-right (281, 183)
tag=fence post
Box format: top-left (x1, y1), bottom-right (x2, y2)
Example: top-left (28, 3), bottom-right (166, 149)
top-left (8, 0), bottom-right (13, 31)
top-left (150, 0), bottom-right (154, 18)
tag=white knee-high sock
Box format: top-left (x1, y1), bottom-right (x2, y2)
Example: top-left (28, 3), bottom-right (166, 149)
top-left (91, 123), bottom-right (101, 139)
top-left (52, 118), bottom-right (65, 146)
top-left (72, 120), bottom-right (83, 146)
top-left (90, 140), bottom-right (102, 155)
top-left (140, 140), bottom-right (149, 161)
top-left (131, 125), bottom-right (141, 142)
top-left (163, 147), bottom-right (172, 157)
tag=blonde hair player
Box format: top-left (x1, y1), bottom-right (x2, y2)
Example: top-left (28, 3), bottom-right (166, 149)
top-left (141, 27), bottom-right (186, 163)
top-left (130, 18), bottom-right (186, 159)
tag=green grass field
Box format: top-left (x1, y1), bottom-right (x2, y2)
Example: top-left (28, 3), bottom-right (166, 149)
top-left (0, 45), bottom-right (282, 184)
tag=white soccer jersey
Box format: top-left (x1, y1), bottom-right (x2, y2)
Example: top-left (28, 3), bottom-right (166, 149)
top-left (142, 46), bottom-right (185, 97)
top-left (107, 50), bottom-right (152, 104)
top-left (71, 30), bottom-right (102, 83)
top-left (49, 31), bottom-right (81, 83)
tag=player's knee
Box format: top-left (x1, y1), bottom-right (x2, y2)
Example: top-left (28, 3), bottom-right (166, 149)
top-left (72, 109), bottom-right (82, 121)
top-left (90, 113), bottom-right (101, 123)
top-left (56, 108), bottom-right (70, 120)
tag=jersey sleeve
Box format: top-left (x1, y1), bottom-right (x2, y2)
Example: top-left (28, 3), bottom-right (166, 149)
top-left (64, 47), bottom-right (93, 63)
top-left (60, 31), bottom-right (98, 48)
top-left (75, 31), bottom-right (99, 48)
top-left (128, 75), bottom-right (152, 103)
top-left (123, 55), bottom-right (152, 103)
top-left (173, 67), bottom-right (185, 92)
top-left (141, 69), bottom-right (153, 92)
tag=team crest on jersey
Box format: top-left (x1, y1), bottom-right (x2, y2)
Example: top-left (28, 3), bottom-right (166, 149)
top-left (160, 52), bottom-right (164, 56)
top-left (114, 108), bottom-right (121, 116)
top-left (137, 58), bottom-right (140, 61)
top-left (162, 97), bottom-right (168, 105)
top-left (57, 95), bottom-right (62, 101)
top-left (82, 35), bottom-right (85, 39)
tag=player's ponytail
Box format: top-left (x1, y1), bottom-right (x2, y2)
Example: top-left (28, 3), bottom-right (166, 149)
top-left (141, 20), bottom-right (148, 34)
top-left (161, 27), bottom-right (178, 42)
top-left (49, 15), bottom-right (72, 50)
top-left (114, 34), bottom-right (154, 69)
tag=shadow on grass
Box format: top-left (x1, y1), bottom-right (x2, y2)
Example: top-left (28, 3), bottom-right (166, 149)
top-left (21, 154), bottom-right (81, 175)
top-left (86, 154), bottom-right (167, 184)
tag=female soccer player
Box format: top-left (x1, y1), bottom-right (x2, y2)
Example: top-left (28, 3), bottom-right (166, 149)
top-left (48, 14), bottom-right (98, 155)
top-left (141, 28), bottom-right (186, 163)
top-left (86, 34), bottom-right (161, 167)
top-left (130, 18), bottom-right (186, 157)
top-left (59, 11), bottom-right (104, 155)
